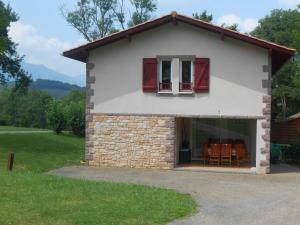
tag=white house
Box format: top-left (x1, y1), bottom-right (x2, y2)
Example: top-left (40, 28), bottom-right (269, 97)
top-left (64, 12), bottom-right (295, 174)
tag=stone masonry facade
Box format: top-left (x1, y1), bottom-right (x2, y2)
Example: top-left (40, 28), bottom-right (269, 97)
top-left (259, 61), bottom-right (272, 174)
top-left (86, 114), bottom-right (176, 169)
top-left (260, 95), bottom-right (271, 174)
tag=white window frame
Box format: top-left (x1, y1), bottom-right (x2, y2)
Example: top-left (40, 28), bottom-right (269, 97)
top-left (158, 58), bottom-right (173, 93)
top-left (179, 59), bottom-right (193, 93)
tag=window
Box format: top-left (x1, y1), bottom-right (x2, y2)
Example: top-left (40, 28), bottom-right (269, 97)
top-left (159, 60), bottom-right (172, 91)
top-left (180, 60), bottom-right (193, 92)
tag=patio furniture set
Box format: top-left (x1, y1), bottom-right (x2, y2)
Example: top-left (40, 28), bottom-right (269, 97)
top-left (200, 142), bottom-right (250, 166)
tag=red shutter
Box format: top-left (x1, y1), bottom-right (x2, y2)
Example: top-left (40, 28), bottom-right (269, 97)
top-left (194, 58), bottom-right (209, 92)
top-left (143, 58), bottom-right (157, 92)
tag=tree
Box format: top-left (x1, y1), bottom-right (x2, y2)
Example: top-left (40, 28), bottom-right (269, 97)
top-left (221, 23), bottom-right (239, 31)
top-left (192, 10), bottom-right (213, 23)
top-left (0, 1), bottom-right (31, 91)
top-left (61, 0), bottom-right (117, 41)
top-left (0, 87), bottom-right (52, 128)
top-left (127, 0), bottom-right (157, 27)
top-left (62, 0), bottom-right (157, 41)
top-left (66, 102), bottom-right (85, 137)
top-left (47, 100), bottom-right (67, 134)
top-left (251, 7), bottom-right (300, 120)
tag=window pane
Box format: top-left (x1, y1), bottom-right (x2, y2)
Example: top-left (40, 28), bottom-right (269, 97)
top-left (162, 61), bottom-right (171, 83)
top-left (182, 61), bottom-right (191, 83)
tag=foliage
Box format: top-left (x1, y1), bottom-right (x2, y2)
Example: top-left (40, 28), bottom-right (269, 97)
top-left (66, 102), bottom-right (85, 137)
top-left (62, 89), bottom-right (85, 104)
top-left (0, 86), bottom-right (85, 135)
top-left (192, 10), bottom-right (213, 23)
top-left (47, 100), bottom-right (67, 134)
top-left (31, 79), bottom-right (84, 98)
top-left (219, 23), bottom-right (239, 31)
top-left (0, 88), bottom-right (52, 127)
top-left (62, 0), bottom-right (157, 41)
top-left (61, 0), bottom-right (117, 41)
top-left (31, 79), bottom-right (84, 91)
top-left (223, 23), bottom-right (239, 31)
top-left (63, 90), bottom-right (86, 137)
top-left (0, 1), bottom-right (31, 91)
top-left (127, 0), bottom-right (157, 27)
top-left (251, 7), bottom-right (300, 120)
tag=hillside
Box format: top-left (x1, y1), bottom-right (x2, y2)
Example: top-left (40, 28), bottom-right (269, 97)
top-left (30, 79), bottom-right (85, 98)
top-left (22, 62), bottom-right (85, 86)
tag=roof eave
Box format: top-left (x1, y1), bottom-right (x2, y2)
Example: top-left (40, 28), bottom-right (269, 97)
top-left (63, 13), bottom-right (296, 69)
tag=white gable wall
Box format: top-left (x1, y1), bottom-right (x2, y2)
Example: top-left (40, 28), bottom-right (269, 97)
top-left (89, 22), bottom-right (269, 118)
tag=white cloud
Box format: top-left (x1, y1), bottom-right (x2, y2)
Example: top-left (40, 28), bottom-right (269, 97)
top-left (8, 21), bottom-right (86, 76)
top-left (278, 0), bottom-right (300, 8)
top-left (217, 14), bottom-right (259, 33)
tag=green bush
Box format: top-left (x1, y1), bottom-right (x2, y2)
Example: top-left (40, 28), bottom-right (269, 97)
top-left (47, 101), bottom-right (67, 134)
top-left (66, 102), bottom-right (85, 137)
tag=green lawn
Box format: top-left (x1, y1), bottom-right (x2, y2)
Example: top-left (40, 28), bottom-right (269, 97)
top-left (0, 125), bottom-right (50, 131)
top-left (0, 132), bottom-right (197, 225)
top-left (0, 133), bottom-right (84, 172)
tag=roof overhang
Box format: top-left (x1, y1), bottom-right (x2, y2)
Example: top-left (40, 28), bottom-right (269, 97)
top-left (63, 12), bottom-right (296, 74)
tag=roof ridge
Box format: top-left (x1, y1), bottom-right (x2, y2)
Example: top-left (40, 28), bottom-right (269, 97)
top-left (63, 11), bottom-right (295, 73)
top-left (64, 12), bottom-right (296, 54)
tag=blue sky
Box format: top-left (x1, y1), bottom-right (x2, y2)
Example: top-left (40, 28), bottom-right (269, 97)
top-left (4, 0), bottom-right (300, 76)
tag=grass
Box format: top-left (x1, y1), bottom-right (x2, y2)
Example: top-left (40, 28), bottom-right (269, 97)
top-left (0, 131), bottom-right (197, 225)
top-left (0, 133), bottom-right (84, 172)
top-left (0, 125), bottom-right (49, 131)
top-left (0, 172), bottom-right (196, 225)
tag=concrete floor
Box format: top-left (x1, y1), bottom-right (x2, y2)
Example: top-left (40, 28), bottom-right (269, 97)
top-left (50, 164), bottom-right (300, 225)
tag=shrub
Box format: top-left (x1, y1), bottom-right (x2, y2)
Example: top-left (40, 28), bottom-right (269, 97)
top-left (47, 101), bottom-right (67, 134)
top-left (66, 102), bottom-right (85, 137)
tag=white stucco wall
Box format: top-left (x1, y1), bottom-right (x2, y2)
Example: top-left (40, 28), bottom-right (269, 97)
top-left (89, 22), bottom-right (269, 118)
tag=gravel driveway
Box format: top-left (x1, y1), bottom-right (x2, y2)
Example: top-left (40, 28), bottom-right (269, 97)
top-left (50, 164), bottom-right (300, 225)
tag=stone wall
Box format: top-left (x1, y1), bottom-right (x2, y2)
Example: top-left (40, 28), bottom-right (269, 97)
top-left (86, 114), bottom-right (176, 169)
top-left (259, 95), bottom-right (271, 174)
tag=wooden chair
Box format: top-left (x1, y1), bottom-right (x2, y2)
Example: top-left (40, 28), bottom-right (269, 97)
top-left (234, 144), bottom-right (247, 166)
top-left (199, 143), bottom-right (210, 165)
top-left (209, 144), bottom-right (221, 165)
top-left (221, 144), bottom-right (232, 166)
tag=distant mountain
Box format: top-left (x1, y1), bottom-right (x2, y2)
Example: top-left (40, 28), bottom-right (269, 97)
top-left (22, 62), bottom-right (85, 86)
top-left (31, 79), bottom-right (85, 98)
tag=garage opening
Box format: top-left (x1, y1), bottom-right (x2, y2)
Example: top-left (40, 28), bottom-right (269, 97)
top-left (175, 117), bottom-right (257, 172)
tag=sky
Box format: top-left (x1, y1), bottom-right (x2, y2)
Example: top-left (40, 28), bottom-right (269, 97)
top-left (3, 0), bottom-right (300, 77)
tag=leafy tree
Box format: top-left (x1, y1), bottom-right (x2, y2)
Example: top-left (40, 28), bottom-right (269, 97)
top-left (251, 7), bottom-right (300, 120)
top-left (62, 0), bottom-right (157, 41)
top-left (47, 100), bottom-right (67, 134)
top-left (127, 0), bottom-right (157, 27)
top-left (66, 102), bottom-right (85, 137)
top-left (62, 90), bottom-right (85, 105)
top-left (61, 0), bottom-right (117, 41)
top-left (112, 0), bottom-right (126, 30)
top-left (0, 1), bottom-right (31, 91)
top-left (0, 88), bottom-right (52, 127)
top-left (221, 23), bottom-right (239, 31)
top-left (192, 10), bottom-right (213, 23)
